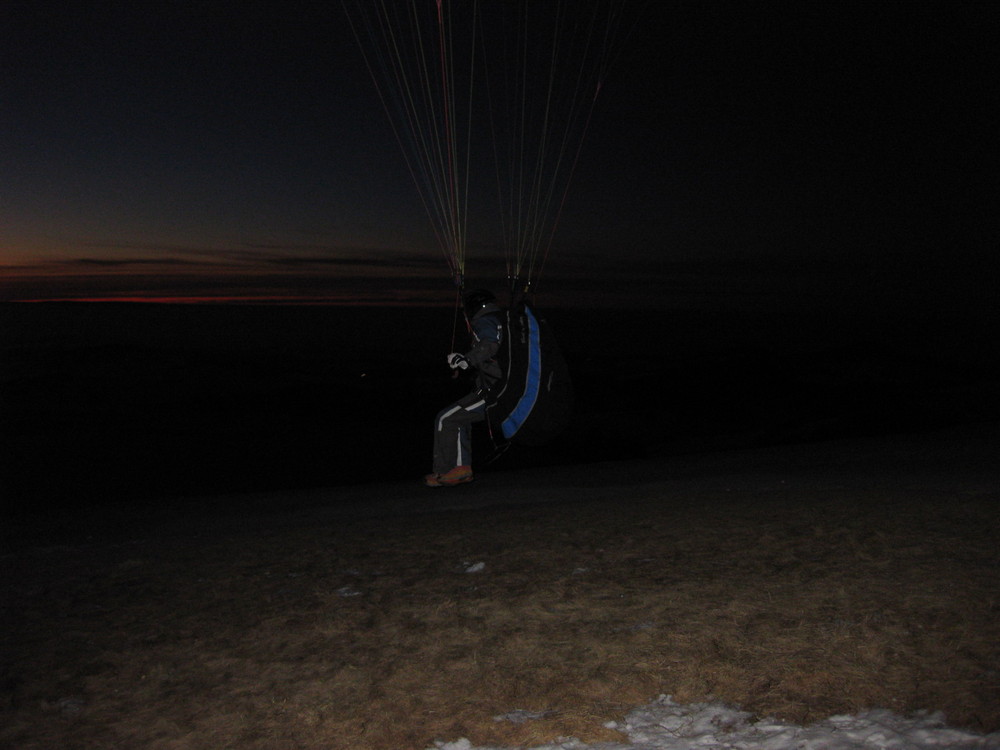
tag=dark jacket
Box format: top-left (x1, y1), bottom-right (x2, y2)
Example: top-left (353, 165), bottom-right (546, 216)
top-left (465, 303), bottom-right (503, 397)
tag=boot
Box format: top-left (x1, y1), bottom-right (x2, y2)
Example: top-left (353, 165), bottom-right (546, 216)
top-left (424, 465), bottom-right (474, 487)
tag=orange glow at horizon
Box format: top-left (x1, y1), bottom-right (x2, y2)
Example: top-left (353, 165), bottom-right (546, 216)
top-left (10, 295), bottom-right (449, 306)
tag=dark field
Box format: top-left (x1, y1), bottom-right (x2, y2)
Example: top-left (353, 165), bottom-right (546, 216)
top-left (2, 302), bottom-right (999, 749)
top-left (1, 300), bottom-right (996, 524)
top-left (2, 429), bottom-right (998, 749)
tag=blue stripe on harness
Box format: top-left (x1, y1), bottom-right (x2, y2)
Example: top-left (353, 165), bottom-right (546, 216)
top-left (501, 306), bottom-right (541, 439)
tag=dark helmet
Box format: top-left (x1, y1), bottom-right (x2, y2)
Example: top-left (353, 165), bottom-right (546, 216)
top-left (462, 288), bottom-right (496, 319)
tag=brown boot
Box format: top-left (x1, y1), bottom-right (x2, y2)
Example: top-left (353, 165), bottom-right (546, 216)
top-left (424, 465), bottom-right (474, 487)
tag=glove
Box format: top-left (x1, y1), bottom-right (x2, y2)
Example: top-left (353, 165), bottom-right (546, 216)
top-left (447, 352), bottom-right (470, 370)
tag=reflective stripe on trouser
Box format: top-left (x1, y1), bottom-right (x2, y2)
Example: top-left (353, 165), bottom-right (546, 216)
top-left (433, 392), bottom-right (487, 475)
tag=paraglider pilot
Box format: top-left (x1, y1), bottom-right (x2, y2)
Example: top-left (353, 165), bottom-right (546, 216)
top-left (425, 289), bottom-right (503, 487)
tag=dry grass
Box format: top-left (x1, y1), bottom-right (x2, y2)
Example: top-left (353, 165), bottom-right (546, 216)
top-left (2, 471), bottom-right (999, 749)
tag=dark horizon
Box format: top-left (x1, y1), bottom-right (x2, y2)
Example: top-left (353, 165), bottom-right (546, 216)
top-left (4, 299), bottom-right (997, 515)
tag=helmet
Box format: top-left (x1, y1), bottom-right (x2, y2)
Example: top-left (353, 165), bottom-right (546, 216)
top-left (462, 288), bottom-right (496, 319)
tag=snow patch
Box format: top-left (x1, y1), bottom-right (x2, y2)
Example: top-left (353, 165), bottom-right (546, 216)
top-left (428, 695), bottom-right (1000, 750)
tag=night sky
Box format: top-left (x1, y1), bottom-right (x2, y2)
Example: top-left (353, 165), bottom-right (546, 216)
top-left (1, 1), bottom-right (995, 316)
